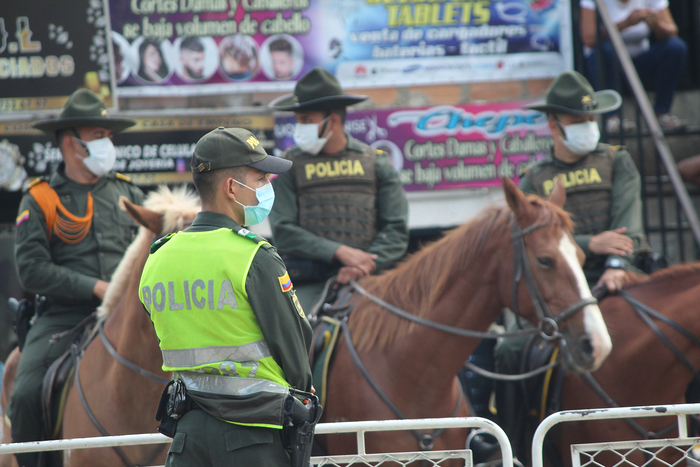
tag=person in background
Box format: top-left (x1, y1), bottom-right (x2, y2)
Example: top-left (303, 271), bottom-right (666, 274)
top-left (138, 38), bottom-right (169, 83)
top-left (268, 37), bottom-right (295, 80)
top-left (179, 37), bottom-right (206, 81)
top-left (580, 0), bottom-right (687, 133)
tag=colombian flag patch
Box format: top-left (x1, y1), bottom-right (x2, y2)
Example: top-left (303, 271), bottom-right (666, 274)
top-left (15, 210), bottom-right (30, 227)
top-left (278, 272), bottom-right (293, 293)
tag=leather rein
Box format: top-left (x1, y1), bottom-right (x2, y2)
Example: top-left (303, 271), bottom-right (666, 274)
top-left (581, 289), bottom-right (700, 440)
top-left (336, 218), bottom-right (596, 450)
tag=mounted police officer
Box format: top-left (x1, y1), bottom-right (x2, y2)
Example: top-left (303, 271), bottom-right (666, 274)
top-left (494, 70), bottom-right (649, 461)
top-left (519, 70), bottom-right (649, 290)
top-left (10, 89), bottom-right (142, 467)
top-left (139, 127), bottom-right (316, 467)
top-left (268, 67), bottom-right (409, 311)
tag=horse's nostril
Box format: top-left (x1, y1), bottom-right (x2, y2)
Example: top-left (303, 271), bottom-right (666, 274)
top-left (579, 336), bottom-right (594, 355)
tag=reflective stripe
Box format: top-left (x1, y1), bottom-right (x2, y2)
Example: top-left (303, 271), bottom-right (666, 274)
top-left (162, 341), bottom-right (271, 367)
top-left (176, 371), bottom-right (289, 396)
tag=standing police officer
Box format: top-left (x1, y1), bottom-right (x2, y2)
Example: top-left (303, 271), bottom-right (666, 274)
top-left (9, 89), bottom-right (142, 467)
top-left (139, 128), bottom-right (313, 467)
top-left (268, 67), bottom-right (409, 311)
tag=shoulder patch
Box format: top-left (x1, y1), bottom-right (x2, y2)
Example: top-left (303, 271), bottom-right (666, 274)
top-left (234, 227), bottom-right (270, 245)
top-left (27, 178), bottom-right (44, 189)
top-left (115, 173), bottom-right (132, 183)
top-left (15, 209), bottom-right (30, 227)
top-left (150, 232), bottom-right (176, 254)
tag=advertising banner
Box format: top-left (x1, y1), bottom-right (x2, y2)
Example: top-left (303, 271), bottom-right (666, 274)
top-left (110, 0), bottom-right (572, 97)
top-left (274, 101), bottom-right (553, 192)
top-left (0, 0), bottom-right (115, 113)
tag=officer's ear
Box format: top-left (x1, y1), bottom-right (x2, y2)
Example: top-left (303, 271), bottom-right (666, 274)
top-left (121, 197), bottom-right (164, 235)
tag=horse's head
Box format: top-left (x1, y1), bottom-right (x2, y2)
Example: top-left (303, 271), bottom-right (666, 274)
top-left (121, 185), bottom-right (200, 236)
top-left (503, 176), bottom-right (612, 372)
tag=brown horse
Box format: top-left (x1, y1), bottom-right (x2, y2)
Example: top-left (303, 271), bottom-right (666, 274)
top-left (0, 185), bottom-right (199, 467)
top-left (319, 177), bottom-right (612, 460)
top-left (550, 264), bottom-right (700, 467)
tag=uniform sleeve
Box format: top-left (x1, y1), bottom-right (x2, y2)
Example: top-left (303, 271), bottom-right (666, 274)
top-left (269, 170), bottom-right (343, 262)
top-left (14, 194), bottom-right (98, 301)
top-left (246, 246), bottom-right (313, 392)
top-left (368, 153), bottom-right (409, 272)
top-left (608, 149), bottom-right (647, 265)
top-left (129, 182), bottom-right (145, 206)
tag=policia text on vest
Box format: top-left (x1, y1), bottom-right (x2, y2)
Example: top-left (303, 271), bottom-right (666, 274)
top-left (141, 279), bottom-right (238, 311)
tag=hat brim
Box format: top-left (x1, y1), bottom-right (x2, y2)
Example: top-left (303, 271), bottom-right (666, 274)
top-left (33, 117), bottom-right (136, 134)
top-left (247, 155), bottom-right (292, 174)
top-left (523, 90), bottom-right (622, 115)
top-left (269, 93), bottom-right (368, 112)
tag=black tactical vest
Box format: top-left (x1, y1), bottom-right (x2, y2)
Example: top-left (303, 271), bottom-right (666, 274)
top-left (526, 144), bottom-right (618, 235)
top-left (287, 142), bottom-right (377, 250)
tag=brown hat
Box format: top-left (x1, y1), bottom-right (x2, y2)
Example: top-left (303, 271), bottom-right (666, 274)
top-left (191, 127), bottom-right (292, 174)
top-left (269, 67), bottom-right (367, 112)
top-left (33, 89), bottom-right (135, 133)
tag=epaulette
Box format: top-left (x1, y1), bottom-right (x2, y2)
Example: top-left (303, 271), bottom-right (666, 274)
top-left (374, 149), bottom-right (385, 156)
top-left (25, 176), bottom-right (49, 193)
top-left (234, 227), bottom-right (268, 245)
top-left (115, 173), bottom-right (132, 183)
top-left (150, 232), bottom-right (176, 254)
top-left (283, 146), bottom-right (305, 159)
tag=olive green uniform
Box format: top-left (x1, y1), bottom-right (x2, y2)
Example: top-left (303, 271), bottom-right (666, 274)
top-left (269, 135), bottom-right (409, 310)
top-left (160, 211), bottom-right (313, 467)
top-left (9, 166), bottom-right (143, 459)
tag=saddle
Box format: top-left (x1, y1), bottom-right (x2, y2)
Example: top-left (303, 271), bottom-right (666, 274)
top-left (40, 314), bottom-right (99, 440)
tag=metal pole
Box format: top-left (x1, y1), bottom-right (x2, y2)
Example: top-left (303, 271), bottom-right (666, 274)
top-left (593, 0), bottom-right (700, 248)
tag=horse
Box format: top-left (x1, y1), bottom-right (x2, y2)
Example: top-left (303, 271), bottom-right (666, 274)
top-left (0, 185), bottom-right (200, 467)
top-left (547, 264), bottom-right (700, 467)
top-left (318, 177), bottom-right (612, 461)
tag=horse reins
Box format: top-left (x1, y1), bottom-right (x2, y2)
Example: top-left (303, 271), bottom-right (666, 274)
top-left (73, 319), bottom-right (169, 467)
top-left (580, 289), bottom-right (700, 440)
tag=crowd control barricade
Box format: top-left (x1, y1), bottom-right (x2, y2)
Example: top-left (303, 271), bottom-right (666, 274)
top-left (0, 417), bottom-right (513, 467)
top-left (532, 403), bottom-right (700, 467)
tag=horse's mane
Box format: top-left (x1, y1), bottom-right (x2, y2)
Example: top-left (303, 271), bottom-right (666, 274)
top-left (97, 185), bottom-right (200, 318)
top-left (350, 194), bottom-right (573, 351)
top-left (625, 262), bottom-right (700, 289)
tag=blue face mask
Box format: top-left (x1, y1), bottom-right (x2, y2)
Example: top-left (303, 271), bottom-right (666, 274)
top-left (234, 180), bottom-right (275, 226)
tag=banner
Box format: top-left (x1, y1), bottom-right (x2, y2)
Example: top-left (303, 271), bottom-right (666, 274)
top-left (110, 0), bottom-right (572, 97)
top-left (0, 114), bottom-right (274, 193)
top-left (274, 101), bottom-right (553, 191)
top-left (0, 0), bottom-right (115, 113)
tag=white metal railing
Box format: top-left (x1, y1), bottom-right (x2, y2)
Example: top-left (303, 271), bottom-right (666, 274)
top-left (0, 417), bottom-right (513, 467)
top-left (532, 403), bottom-right (700, 467)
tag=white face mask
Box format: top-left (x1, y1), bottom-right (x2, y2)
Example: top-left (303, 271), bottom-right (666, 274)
top-left (293, 117), bottom-right (333, 155)
top-left (76, 137), bottom-right (117, 177)
top-left (558, 120), bottom-right (600, 156)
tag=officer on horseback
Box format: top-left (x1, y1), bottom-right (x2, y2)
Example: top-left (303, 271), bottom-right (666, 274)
top-left (9, 89), bottom-right (142, 467)
top-left (139, 128), bottom-right (318, 467)
top-left (268, 67), bottom-right (409, 312)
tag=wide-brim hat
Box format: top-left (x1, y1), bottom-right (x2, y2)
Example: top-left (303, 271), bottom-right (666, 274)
top-left (191, 127), bottom-right (292, 174)
top-left (33, 89), bottom-right (136, 133)
top-left (269, 67), bottom-right (368, 112)
top-left (523, 70), bottom-right (621, 115)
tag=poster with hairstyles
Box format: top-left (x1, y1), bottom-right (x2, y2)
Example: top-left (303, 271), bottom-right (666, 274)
top-left (110, 0), bottom-right (573, 97)
top-left (0, 0), bottom-right (115, 113)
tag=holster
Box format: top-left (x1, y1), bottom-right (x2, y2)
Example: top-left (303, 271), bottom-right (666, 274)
top-left (284, 392), bottom-right (323, 467)
top-left (155, 380), bottom-right (198, 438)
top-left (10, 296), bottom-right (42, 351)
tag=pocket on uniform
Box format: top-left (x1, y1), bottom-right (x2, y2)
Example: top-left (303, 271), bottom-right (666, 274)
top-left (169, 432), bottom-right (186, 454)
top-left (224, 426), bottom-right (273, 452)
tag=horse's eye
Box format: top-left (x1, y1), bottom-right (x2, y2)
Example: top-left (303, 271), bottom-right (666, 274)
top-left (537, 257), bottom-right (554, 269)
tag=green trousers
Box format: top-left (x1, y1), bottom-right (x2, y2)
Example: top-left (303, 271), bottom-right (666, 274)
top-left (166, 409), bottom-right (290, 467)
top-left (9, 311), bottom-right (88, 467)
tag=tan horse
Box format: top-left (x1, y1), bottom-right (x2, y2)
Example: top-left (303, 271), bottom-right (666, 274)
top-left (319, 178), bottom-right (612, 461)
top-left (554, 264), bottom-right (700, 467)
top-left (0, 185), bottom-right (199, 467)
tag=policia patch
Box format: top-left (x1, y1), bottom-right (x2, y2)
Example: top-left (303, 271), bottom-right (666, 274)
top-left (279, 272), bottom-right (305, 318)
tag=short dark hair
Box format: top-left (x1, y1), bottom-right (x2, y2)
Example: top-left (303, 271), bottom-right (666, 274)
top-left (269, 38), bottom-right (293, 55)
top-left (181, 37), bottom-right (204, 53)
top-left (192, 166), bottom-right (248, 205)
top-left (330, 108), bottom-right (347, 124)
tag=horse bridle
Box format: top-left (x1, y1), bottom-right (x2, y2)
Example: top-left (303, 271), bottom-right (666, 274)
top-left (337, 217), bottom-right (598, 451)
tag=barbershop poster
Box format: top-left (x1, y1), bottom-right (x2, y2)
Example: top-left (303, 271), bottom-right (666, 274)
top-left (110, 0), bottom-right (573, 97)
top-left (0, 0), bottom-right (115, 113)
top-left (274, 101), bottom-right (553, 192)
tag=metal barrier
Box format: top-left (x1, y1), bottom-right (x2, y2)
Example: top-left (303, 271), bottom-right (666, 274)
top-left (0, 417), bottom-right (513, 467)
top-left (532, 403), bottom-right (700, 467)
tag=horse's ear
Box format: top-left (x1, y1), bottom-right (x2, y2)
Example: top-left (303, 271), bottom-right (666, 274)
top-left (548, 175), bottom-right (566, 208)
top-left (120, 196), bottom-right (163, 235)
top-left (503, 176), bottom-right (530, 221)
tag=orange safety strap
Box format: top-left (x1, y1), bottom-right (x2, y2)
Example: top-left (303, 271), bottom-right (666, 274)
top-left (28, 181), bottom-right (93, 244)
